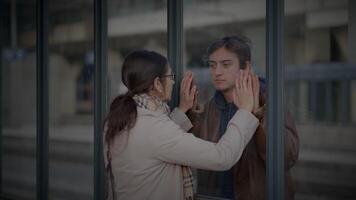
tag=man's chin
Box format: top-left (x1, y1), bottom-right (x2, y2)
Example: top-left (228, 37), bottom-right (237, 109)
top-left (215, 87), bottom-right (234, 95)
top-left (214, 85), bottom-right (228, 91)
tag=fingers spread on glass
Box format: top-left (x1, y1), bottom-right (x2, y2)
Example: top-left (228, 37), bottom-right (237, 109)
top-left (179, 71), bottom-right (197, 113)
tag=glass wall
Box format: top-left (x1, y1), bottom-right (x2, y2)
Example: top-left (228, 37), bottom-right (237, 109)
top-left (48, 0), bottom-right (94, 199)
top-left (184, 0), bottom-right (266, 199)
top-left (284, 0), bottom-right (356, 199)
top-left (0, 0), bottom-right (37, 199)
top-left (1, 0), bottom-right (355, 199)
top-left (184, 0), bottom-right (266, 106)
top-left (107, 0), bottom-right (167, 100)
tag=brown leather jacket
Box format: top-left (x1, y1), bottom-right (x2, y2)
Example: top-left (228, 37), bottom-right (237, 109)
top-left (188, 90), bottom-right (299, 200)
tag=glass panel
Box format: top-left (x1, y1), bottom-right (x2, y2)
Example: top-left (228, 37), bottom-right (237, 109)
top-left (184, 0), bottom-right (266, 199)
top-left (285, 0), bottom-right (356, 199)
top-left (1, 0), bottom-right (37, 198)
top-left (107, 0), bottom-right (167, 99)
top-left (105, 0), bottom-right (167, 198)
top-left (48, 0), bottom-right (94, 199)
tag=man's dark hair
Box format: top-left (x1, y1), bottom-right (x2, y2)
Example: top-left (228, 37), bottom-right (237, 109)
top-left (206, 35), bottom-right (251, 69)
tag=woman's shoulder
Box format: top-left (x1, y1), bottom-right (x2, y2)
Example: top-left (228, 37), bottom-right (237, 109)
top-left (136, 107), bottom-right (180, 133)
top-left (136, 108), bottom-right (172, 128)
top-left (137, 107), bottom-right (169, 120)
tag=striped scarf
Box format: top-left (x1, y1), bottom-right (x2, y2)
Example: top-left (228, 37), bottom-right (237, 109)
top-left (133, 93), bottom-right (194, 200)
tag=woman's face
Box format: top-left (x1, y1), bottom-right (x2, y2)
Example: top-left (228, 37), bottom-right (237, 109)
top-left (161, 66), bottom-right (175, 101)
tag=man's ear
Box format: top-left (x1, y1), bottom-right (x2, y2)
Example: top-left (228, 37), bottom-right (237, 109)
top-left (153, 77), bottom-right (164, 93)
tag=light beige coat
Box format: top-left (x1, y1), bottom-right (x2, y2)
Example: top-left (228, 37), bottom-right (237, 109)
top-left (104, 107), bottom-right (259, 200)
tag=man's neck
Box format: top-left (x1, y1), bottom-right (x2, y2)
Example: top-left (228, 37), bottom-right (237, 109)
top-left (222, 89), bottom-right (234, 103)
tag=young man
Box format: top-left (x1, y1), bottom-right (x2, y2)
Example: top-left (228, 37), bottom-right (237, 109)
top-left (189, 36), bottom-right (299, 200)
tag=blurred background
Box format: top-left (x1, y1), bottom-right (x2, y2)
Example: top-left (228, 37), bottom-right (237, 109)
top-left (0, 0), bottom-right (355, 199)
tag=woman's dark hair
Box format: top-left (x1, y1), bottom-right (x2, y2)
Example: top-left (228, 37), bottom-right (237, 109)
top-left (206, 35), bottom-right (251, 69)
top-left (104, 50), bottom-right (168, 145)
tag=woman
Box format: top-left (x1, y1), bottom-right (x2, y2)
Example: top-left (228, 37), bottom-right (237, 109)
top-left (104, 50), bottom-right (259, 200)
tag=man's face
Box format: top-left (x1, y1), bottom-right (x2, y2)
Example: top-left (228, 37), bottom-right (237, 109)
top-left (208, 47), bottom-right (241, 92)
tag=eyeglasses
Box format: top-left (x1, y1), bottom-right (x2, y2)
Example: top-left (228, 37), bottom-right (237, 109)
top-left (160, 74), bottom-right (176, 81)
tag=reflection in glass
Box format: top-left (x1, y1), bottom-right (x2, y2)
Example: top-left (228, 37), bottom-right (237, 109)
top-left (48, 0), bottom-right (94, 199)
top-left (285, 0), bottom-right (356, 199)
top-left (1, 0), bottom-right (36, 199)
top-left (107, 0), bottom-right (167, 100)
top-left (184, 1), bottom-right (267, 199)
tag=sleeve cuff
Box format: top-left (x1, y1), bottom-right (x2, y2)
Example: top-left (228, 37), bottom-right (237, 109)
top-left (230, 109), bottom-right (259, 144)
top-left (169, 108), bottom-right (193, 131)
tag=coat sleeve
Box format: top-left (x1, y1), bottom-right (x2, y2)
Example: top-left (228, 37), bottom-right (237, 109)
top-left (169, 108), bottom-right (193, 132)
top-left (283, 111), bottom-right (299, 169)
top-left (186, 104), bottom-right (207, 137)
top-left (151, 109), bottom-right (259, 171)
top-left (254, 110), bottom-right (299, 170)
top-left (253, 89), bottom-right (299, 170)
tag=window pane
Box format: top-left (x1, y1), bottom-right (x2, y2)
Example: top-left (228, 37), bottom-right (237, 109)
top-left (1, 0), bottom-right (36, 198)
top-left (48, 0), bottom-right (94, 199)
top-left (107, 0), bottom-right (167, 100)
top-left (184, 0), bottom-right (266, 199)
top-left (285, 0), bottom-right (356, 199)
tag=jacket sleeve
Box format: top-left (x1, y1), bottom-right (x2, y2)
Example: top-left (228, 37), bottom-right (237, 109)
top-left (151, 109), bottom-right (259, 171)
top-left (284, 111), bottom-right (299, 169)
top-left (169, 108), bottom-right (193, 132)
top-left (186, 104), bottom-right (206, 137)
top-left (254, 110), bottom-right (299, 170)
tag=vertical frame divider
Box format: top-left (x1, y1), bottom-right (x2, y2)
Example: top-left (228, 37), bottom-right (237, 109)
top-left (94, 0), bottom-right (108, 199)
top-left (266, 0), bottom-right (285, 199)
top-left (0, 6), bottom-right (3, 194)
top-left (168, 0), bottom-right (183, 108)
top-left (36, 0), bottom-right (49, 199)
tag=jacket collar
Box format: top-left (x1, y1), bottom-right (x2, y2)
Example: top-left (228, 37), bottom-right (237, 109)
top-left (213, 91), bottom-right (233, 110)
top-left (259, 77), bottom-right (267, 95)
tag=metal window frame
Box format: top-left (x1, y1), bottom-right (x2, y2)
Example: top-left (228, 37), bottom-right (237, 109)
top-left (266, 0), bottom-right (285, 199)
top-left (36, 0), bottom-right (49, 199)
top-left (0, 0), bottom-right (286, 199)
top-left (168, 0), bottom-right (183, 108)
top-left (0, 15), bottom-right (2, 196)
top-left (94, 0), bottom-right (108, 199)
top-left (0, 4), bottom-right (3, 192)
